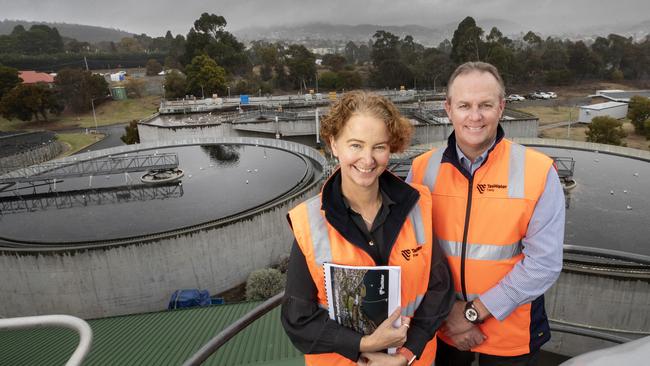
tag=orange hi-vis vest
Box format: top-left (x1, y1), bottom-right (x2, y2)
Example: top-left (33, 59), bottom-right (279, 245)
top-left (288, 183), bottom-right (437, 366)
top-left (407, 137), bottom-right (553, 357)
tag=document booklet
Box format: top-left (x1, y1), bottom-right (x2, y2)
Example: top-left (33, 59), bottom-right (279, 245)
top-left (324, 263), bottom-right (401, 352)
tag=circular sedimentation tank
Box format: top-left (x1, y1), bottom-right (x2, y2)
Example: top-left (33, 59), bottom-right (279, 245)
top-left (0, 138), bottom-right (327, 319)
top-left (0, 139), bottom-right (321, 247)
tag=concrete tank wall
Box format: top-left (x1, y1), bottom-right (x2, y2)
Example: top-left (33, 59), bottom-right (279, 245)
top-left (0, 187), bottom-right (317, 319)
top-left (0, 141), bottom-right (64, 173)
top-left (544, 270), bottom-right (650, 357)
top-left (139, 116), bottom-right (538, 147)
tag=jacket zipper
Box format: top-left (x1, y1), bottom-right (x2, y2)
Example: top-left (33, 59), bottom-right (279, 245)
top-left (460, 175), bottom-right (473, 302)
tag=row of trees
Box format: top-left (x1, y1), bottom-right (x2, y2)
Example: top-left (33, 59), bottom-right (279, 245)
top-left (0, 65), bottom-right (109, 122)
top-left (363, 16), bottom-right (650, 89)
top-left (3, 14), bottom-right (650, 97)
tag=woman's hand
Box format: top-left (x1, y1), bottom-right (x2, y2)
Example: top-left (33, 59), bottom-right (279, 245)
top-left (359, 307), bottom-right (410, 352)
top-left (358, 352), bottom-right (408, 366)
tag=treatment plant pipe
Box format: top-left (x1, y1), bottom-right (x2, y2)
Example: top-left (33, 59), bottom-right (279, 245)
top-left (183, 291), bottom-right (285, 366)
top-left (0, 314), bottom-right (93, 366)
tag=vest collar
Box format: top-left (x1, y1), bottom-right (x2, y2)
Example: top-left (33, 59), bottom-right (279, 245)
top-left (320, 169), bottom-right (420, 257)
top-left (443, 124), bottom-right (506, 178)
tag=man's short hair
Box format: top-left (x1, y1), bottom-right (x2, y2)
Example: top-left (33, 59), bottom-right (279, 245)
top-left (446, 61), bottom-right (505, 100)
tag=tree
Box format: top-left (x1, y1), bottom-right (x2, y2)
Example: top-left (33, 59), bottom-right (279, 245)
top-left (567, 41), bottom-right (600, 80)
top-left (8, 24), bottom-right (64, 55)
top-left (117, 37), bottom-right (143, 53)
top-left (184, 13), bottom-right (250, 75)
top-left (627, 96), bottom-right (650, 135)
top-left (450, 17), bottom-right (484, 63)
top-left (145, 59), bottom-right (163, 76)
top-left (54, 68), bottom-right (109, 113)
top-left (120, 120), bottom-right (140, 144)
top-left (0, 84), bottom-right (62, 122)
top-left (124, 78), bottom-right (146, 98)
top-left (163, 70), bottom-right (187, 99)
top-left (0, 65), bottom-right (22, 100)
top-left (285, 45), bottom-right (316, 90)
top-left (321, 54), bottom-right (347, 71)
top-left (318, 71), bottom-right (342, 90)
top-left (586, 116), bottom-right (626, 145)
top-left (185, 54), bottom-right (226, 97)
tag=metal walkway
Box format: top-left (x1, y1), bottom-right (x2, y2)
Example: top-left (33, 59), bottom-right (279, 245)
top-left (0, 183), bottom-right (183, 215)
top-left (0, 153), bottom-right (179, 184)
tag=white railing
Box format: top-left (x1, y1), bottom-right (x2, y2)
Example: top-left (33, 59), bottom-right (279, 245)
top-left (0, 314), bottom-right (93, 366)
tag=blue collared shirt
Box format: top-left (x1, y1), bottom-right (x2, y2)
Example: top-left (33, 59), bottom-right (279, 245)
top-left (456, 142), bottom-right (565, 320)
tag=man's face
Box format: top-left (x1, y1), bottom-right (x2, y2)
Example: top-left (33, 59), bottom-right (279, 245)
top-left (444, 70), bottom-right (505, 161)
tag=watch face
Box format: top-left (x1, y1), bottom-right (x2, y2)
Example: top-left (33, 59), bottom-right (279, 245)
top-left (465, 308), bottom-right (479, 322)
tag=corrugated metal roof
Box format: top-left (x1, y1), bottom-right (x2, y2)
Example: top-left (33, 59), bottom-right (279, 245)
top-left (0, 302), bottom-right (304, 365)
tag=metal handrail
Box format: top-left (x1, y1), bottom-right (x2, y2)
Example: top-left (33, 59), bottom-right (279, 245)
top-left (0, 314), bottom-right (93, 366)
top-left (563, 244), bottom-right (650, 266)
top-left (549, 320), bottom-right (635, 344)
top-left (182, 291), bottom-right (284, 366)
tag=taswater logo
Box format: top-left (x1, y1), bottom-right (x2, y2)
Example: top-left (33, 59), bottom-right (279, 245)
top-left (476, 183), bottom-right (507, 194)
top-left (401, 246), bottom-right (423, 260)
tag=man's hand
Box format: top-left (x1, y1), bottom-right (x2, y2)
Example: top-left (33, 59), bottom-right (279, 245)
top-left (439, 301), bottom-right (473, 336)
top-left (358, 352), bottom-right (408, 366)
top-left (446, 327), bottom-right (486, 351)
top-left (360, 307), bottom-right (410, 352)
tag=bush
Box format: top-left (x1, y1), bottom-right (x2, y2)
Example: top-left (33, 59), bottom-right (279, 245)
top-left (627, 96), bottom-right (650, 135)
top-left (124, 77), bottom-right (146, 98)
top-left (145, 59), bottom-right (163, 76)
top-left (586, 116), bottom-right (626, 145)
top-left (275, 256), bottom-right (290, 273)
top-left (120, 120), bottom-right (140, 144)
top-left (245, 268), bottom-right (285, 301)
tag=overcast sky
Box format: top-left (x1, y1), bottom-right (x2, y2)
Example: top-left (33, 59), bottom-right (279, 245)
top-left (1, 0), bottom-right (648, 37)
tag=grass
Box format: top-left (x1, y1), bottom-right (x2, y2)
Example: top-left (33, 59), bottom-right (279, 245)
top-left (513, 105), bottom-right (580, 125)
top-left (0, 95), bottom-right (160, 132)
top-left (55, 132), bottom-right (105, 157)
top-left (539, 120), bottom-right (650, 151)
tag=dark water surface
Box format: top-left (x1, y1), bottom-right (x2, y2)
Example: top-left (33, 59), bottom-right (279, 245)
top-left (534, 147), bottom-right (650, 257)
top-left (0, 144), bottom-right (308, 243)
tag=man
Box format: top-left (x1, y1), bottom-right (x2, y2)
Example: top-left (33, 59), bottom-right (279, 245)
top-left (407, 61), bottom-right (564, 365)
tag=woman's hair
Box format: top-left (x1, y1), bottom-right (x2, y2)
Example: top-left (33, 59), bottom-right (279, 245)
top-left (320, 90), bottom-right (413, 153)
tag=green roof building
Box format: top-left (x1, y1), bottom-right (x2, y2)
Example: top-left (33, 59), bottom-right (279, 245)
top-left (0, 302), bottom-right (303, 365)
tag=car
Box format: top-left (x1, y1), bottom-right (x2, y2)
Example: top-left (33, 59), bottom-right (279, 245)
top-left (546, 91), bottom-right (557, 98)
top-left (505, 94), bottom-right (525, 102)
top-left (529, 91), bottom-right (550, 100)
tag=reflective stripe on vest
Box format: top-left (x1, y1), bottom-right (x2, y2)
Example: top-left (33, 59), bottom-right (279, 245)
top-left (407, 148), bottom-right (444, 191)
top-left (305, 194), bottom-right (427, 265)
top-left (411, 143), bottom-right (527, 198)
top-left (438, 239), bottom-right (522, 261)
top-left (305, 197), bottom-right (332, 266)
top-left (402, 294), bottom-right (424, 317)
top-left (508, 143), bottom-right (526, 199)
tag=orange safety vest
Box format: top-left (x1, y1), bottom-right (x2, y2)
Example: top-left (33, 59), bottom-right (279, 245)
top-left (288, 183), bottom-right (437, 366)
top-left (408, 137), bottom-right (553, 356)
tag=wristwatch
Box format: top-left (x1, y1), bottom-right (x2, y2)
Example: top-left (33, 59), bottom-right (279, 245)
top-left (397, 347), bottom-right (416, 366)
top-left (464, 300), bottom-right (484, 324)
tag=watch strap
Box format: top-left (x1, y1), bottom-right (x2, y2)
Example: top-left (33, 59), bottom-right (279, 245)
top-left (397, 347), bottom-right (416, 365)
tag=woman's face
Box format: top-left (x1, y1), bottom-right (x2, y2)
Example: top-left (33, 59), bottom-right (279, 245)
top-left (330, 113), bottom-right (391, 192)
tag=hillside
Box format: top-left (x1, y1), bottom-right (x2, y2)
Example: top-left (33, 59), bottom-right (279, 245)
top-left (0, 19), bottom-right (133, 43)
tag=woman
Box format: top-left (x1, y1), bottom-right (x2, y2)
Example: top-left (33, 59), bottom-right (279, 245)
top-left (281, 91), bottom-right (454, 366)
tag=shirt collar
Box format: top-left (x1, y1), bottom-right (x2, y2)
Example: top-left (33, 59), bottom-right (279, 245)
top-left (342, 187), bottom-right (395, 211)
top-left (455, 138), bottom-right (496, 167)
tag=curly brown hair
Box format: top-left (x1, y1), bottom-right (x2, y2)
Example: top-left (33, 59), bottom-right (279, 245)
top-left (320, 90), bottom-right (413, 153)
